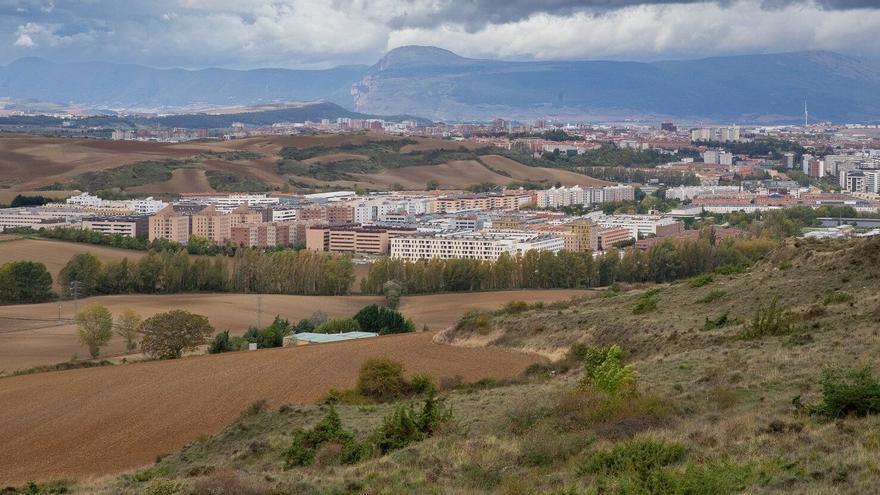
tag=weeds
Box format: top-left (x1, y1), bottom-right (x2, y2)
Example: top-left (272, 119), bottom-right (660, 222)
top-left (688, 274), bottom-right (714, 288)
top-left (738, 298), bottom-right (799, 340)
top-left (696, 290), bottom-right (726, 304)
top-left (801, 367), bottom-right (880, 418)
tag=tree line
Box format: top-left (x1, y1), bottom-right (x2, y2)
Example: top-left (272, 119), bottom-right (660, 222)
top-left (361, 234), bottom-right (778, 295)
top-left (56, 248), bottom-right (354, 298)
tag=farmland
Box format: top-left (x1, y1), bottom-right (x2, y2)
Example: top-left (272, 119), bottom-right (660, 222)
top-left (0, 133), bottom-right (605, 197)
top-left (0, 331), bottom-right (543, 485)
top-left (0, 289), bottom-right (591, 372)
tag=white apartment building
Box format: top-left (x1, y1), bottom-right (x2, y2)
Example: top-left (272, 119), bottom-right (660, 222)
top-left (390, 230), bottom-right (564, 262)
top-left (0, 207), bottom-right (81, 231)
top-left (534, 185), bottom-right (635, 208)
top-left (66, 192), bottom-right (104, 208)
top-left (585, 212), bottom-right (683, 238)
top-left (703, 150), bottom-right (734, 165)
top-left (665, 185), bottom-right (742, 201)
top-left (65, 193), bottom-right (166, 214)
top-left (179, 193), bottom-right (279, 212)
top-left (270, 207), bottom-right (299, 223)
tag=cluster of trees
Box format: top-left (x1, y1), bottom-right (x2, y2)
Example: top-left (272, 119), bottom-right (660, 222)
top-left (717, 205), bottom-right (866, 239)
top-left (0, 261), bottom-right (54, 304)
top-left (56, 248), bottom-right (354, 298)
top-left (75, 305), bottom-right (212, 360)
top-left (7, 195), bottom-right (55, 208)
top-left (362, 235), bottom-right (777, 295)
top-left (693, 138), bottom-right (806, 160)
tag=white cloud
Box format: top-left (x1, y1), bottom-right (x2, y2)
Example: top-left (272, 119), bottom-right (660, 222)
top-left (13, 33), bottom-right (33, 47)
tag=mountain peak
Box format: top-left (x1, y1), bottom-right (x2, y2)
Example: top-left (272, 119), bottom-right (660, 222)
top-left (373, 45), bottom-right (469, 71)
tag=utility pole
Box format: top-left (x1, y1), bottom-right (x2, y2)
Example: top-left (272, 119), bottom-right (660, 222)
top-left (69, 281), bottom-right (82, 315)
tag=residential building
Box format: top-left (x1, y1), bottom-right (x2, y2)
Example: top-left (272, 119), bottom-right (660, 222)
top-left (148, 205), bottom-right (190, 243)
top-left (191, 205), bottom-right (231, 244)
top-left (390, 230), bottom-right (564, 262)
top-left (82, 216), bottom-right (148, 238)
top-left (305, 225), bottom-right (416, 254)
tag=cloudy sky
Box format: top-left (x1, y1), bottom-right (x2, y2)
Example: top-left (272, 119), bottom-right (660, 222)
top-left (1, 0), bottom-right (879, 69)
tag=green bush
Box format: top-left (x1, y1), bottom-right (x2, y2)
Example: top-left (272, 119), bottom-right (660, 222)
top-left (805, 367), bottom-right (880, 418)
top-left (578, 439), bottom-right (686, 476)
top-left (410, 373), bottom-right (438, 396)
top-left (283, 407), bottom-right (355, 468)
top-left (580, 345), bottom-right (638, 395)
top-left (703, 313), bottom-right (736, 331)
top-left (688, 274), bottom-right (714, 288)
top-left (497, 300), bottom-right (530, 315)
top-left (738, 298), bottom-right (798, 340)
top-left (371, 396), bottom-right (452, 455)
top-left (633, 291), bottom-right (659, 315)
top-left (454, 310), bottom-right (494, 335)
top-left (356, 358), bottom-right (407, 401)
top-left (339, 440), bottom-right (374, 465)
top-left (208, 330), bottom-right (236, 354)
top-left (352, 304), bottom-right (414, 335)
top-left (314, 318), bottom-right (360, 334)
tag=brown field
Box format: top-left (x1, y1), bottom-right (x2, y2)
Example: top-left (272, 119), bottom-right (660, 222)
top-left (0, 289), bottom-right (589, 371)
top-left (0, 331), bottom-right (543, 485)
top-left (0, 133), bottom-right (606, 194)
top-left (301, 153), bottom-right (369, 164)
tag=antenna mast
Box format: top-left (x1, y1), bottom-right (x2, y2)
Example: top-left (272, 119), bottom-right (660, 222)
top-left (804, 100), bottom-right (808, 128)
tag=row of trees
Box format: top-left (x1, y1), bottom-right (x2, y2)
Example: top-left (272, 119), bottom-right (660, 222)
top-left (56, 248), bottom-right (354, 298)
top-left (361, 235), bottom-right (778, 295)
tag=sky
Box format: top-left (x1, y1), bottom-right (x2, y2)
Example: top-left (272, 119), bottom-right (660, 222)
top-left (1, 0), bottom-right (879, 69)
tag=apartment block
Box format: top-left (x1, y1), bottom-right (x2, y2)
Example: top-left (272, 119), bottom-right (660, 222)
top-left (148, 205), bottom-right (190, 243)
top-left (82, 216), bottom-right (149, 238)
top-left (390, 230), bottom-right (563, 262)
top-left (191, 205), bottom-right (231, 244)
top-left (305, 225), bottom-right (416, 254)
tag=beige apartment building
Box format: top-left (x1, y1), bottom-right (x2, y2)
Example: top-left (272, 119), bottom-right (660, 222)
top-left (306, 225), bottom-right (416, 254)
top-left (191, 205), bottom-right (231, 244)
top-left (229, 204), bottom-right (263, 227)
top-left (148, 206), bottom-right (190, 243)
top-left (435, 193), bottom-right (532, 213)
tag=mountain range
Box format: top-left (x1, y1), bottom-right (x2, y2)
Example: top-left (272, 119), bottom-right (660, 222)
top-left (2, 46), bottom-right (879, 123)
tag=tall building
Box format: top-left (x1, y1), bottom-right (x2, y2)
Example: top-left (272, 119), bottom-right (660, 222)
top-left (229, 204), bottom-right (263, 227)
top-left (191, 205), bottom-right (231, 244)
top-left (148, 205), bottom-right (190, 243)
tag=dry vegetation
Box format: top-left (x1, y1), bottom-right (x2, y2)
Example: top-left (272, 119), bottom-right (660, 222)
top-left (10, 237), bottom-right (876, 494)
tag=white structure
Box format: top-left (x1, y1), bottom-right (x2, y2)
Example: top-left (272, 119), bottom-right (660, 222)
top-left (128, 197), bottom-right (167, 215)
top-left (390, 230), bottom-right (564, 262)
top-left (534, 185), bottom-right (635, 208)
top-left (65, 192), bottom-right (104, 208)
top-left (584, 212), bottom-right (682, 238)
top-left (665, 186), bottom-right (741, 201)
top-left (179, 193), bottom-right (279, 212)
top-left (703, 149), bottom-right (734, 165)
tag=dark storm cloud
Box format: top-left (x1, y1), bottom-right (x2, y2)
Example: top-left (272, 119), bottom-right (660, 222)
top-left (387, 0), bottom-right (878, 30)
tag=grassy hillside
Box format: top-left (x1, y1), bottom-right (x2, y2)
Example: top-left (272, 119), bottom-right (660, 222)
top-left (15, 237), bottom-right (879, 494)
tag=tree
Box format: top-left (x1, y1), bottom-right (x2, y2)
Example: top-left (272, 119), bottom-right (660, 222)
top-left (383, 280), bottom-right (402, 309)
top-left (354, 304), bottom-right (414, 335)
top-left (115, 308), bottom-right (142, 353)
top-left (139, 310), bottom-right (214, 359)
top-left (425, 179), bottom-right (439, 191)
top-left (59, 253), bottom-right (103, 297)
top-left (76, 304), bottom-right (114, 358)
top-left (357, 358), bottom-right (406, 401)
top-left (0, 261), bottom-right (54, 304)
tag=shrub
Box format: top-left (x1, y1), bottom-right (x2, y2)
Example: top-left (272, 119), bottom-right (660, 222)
top-left (696, 290), bottom-right (726, 304)
top-left (823, 291), bottom-right (853, 305)
top-left (284, 407), bottom-right (354, 468)
top-left (314, 318), bottom-right (360, 334)
top-left (580, 345), bottom-right (638, 396)
top-left (208, 330), bottom-right (236, 354)
top-left (703, 313), bottom-right (736, 331)
top-left (578, 439), bottom-right (686, 476)
top-left (75, 303), bottom-right (113, 359)
top-left (371, 396), bottom-right (452, 455)
top-left (353, 304), bottom-right (414, 335)
top-left (805, 367), bottom-right (880, 418)
top-left (688, 274), bottom-right (714, 288)
top-left (144, 479), bottom-right (180, 495)
top-left (714, 264), bottom-right (748, 275)
top-left (410, 373), bottom-right (438, 396)
top-left (633, 292), bottom-right (658, 315)
top-left (356, 358), bottom-right (406, 401)
top-left (498, 300), bottom-right (530, 315)
top-left (454, 310), bottom-right (494, 335)
top-left (738, 298), bottom-right (798, 340)
top-left (339, 440), bottom-right (374, 465)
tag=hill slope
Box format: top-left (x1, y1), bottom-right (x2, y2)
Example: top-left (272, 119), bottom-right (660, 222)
top-left (14, 237), bottom-right (880, 494)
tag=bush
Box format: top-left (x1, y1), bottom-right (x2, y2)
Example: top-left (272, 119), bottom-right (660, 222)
top-left (208, 330), bottom-right (236, 354)
top-left (823, 291), bottom-right (853, 305)
top-left (371, 396), bottom-right (452, 455)
top-left (632, 292), bottom-right (659, 315)
top-left (688, 274), bottom-right (714, 288)
top-left (410, 373), bottom-right (438, 396)
top-left (738, 298), bottom-right (798, 340)
top-left (283, 407), bottom-right (354, 468)
top-left (703, 313), bottom-right (736, 331)
top-left (314, 318), bottom-right (360, 334)
top-left (696, 290), bottom-right (726, 304)
top-left (805, 367), bottom-right (880, 418)
top-left (580, 345), bottom-right (638, 396)
top-left (356, 358), bottom-right (406, 401)
top-left (578, 439), bottom-right (686, 476)
top-left (498, 300), bottom-right (530, 315)
top-left (454, 310), bottom-right (494, 335)
top-left (353, 304), bottom-right (414, 335)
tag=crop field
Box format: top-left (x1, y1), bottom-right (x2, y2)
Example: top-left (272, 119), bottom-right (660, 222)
top-left (0, 133), bottom-right (606, 195)
top-left (0, 289), bottom-right (589, 371)
top-left (0, 331), bottom-right (543, 485)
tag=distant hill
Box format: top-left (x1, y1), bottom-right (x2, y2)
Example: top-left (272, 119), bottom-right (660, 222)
top-left (3, 47), bottom-right (880, 122)
top-left (0, 102), bottom-right (425, 129)
top-left (0, 57), bottom-right (366, 109)
top-left (352, 46), bottom-right (880, 122)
